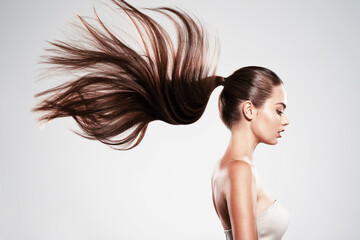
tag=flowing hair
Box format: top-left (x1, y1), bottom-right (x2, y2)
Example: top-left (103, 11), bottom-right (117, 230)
top-left (32, 0), bottom-right (223, 150)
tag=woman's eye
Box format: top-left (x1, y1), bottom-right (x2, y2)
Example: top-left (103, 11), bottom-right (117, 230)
top-left (276, 110), bottom-right (283, 115)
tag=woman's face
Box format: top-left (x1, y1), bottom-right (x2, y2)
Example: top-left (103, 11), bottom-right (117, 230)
top-left (251, 84), bottom-right (290, 145)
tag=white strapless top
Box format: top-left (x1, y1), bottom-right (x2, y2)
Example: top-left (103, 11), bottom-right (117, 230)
top-left (224, 199), bottom-right (290, 240)
top-left (224, 163), bottom-right (290, 240)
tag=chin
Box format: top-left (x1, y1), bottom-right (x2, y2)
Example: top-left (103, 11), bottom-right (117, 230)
top-left (263, 138), bottom-right (278, 145)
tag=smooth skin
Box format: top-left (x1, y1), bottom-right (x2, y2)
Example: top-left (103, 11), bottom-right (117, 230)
top-left (211, 84), bottom-right (290, 240)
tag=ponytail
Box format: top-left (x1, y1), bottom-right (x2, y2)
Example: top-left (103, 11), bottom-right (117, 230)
top-left (32, 0), bottom-right (223, 150)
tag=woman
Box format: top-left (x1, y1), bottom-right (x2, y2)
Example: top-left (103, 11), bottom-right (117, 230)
top-left (211, 74), bottom-right (290, 240)
top-left (33, 0), bottom-right (290, 239)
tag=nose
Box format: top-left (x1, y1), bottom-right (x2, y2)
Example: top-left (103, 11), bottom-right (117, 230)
top-left (282, 114), bottom-right (290, 126)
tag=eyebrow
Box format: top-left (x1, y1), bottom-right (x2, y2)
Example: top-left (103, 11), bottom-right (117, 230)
top-left (276, 102), bottom-right (287, 109)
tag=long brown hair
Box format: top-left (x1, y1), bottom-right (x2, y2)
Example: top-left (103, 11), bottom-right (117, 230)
top-left (33, 0), bottom-right (284, 150)
top-left (33, 0), bottom-right (223, 150)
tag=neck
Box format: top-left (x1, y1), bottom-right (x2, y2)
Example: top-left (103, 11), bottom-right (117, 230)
top-left (223, 122), bottom-right (259, 164)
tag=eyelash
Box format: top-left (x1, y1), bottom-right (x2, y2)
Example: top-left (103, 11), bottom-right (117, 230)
top-left (276, 110), bottom-right (283, 115)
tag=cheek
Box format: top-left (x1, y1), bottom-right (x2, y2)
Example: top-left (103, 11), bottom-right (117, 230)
top-left (252, 111), bottom-right (279, 141)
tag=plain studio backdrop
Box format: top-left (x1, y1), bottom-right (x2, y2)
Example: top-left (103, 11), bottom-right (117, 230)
top-left (1, 0), bottom-right (359, 239)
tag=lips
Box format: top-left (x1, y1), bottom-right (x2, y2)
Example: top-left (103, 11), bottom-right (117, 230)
top-left (277, 129), bottom-right (284, 138)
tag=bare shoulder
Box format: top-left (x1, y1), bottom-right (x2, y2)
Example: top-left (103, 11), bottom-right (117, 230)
top-left (221, 160), bottom-right (255, 194)
top-left (224, 160), bottom-right (254, 181)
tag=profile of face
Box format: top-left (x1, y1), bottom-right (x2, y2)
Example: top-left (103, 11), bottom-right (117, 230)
top-left (249, 84), bottom-right (290, 145)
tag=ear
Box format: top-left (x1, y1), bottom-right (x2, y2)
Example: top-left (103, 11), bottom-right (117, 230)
top-left (242, 101), bottom-right (256, 120)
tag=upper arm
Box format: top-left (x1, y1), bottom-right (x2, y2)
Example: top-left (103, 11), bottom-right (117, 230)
top-left (225, 161), bottom-right (257, 240)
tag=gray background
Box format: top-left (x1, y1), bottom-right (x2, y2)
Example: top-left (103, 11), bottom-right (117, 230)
top-left (1, 0), bottom-right (359, 239)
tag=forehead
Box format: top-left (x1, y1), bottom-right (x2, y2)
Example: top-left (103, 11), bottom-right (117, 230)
top-left (267, 84), bottom-right (287, 106)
